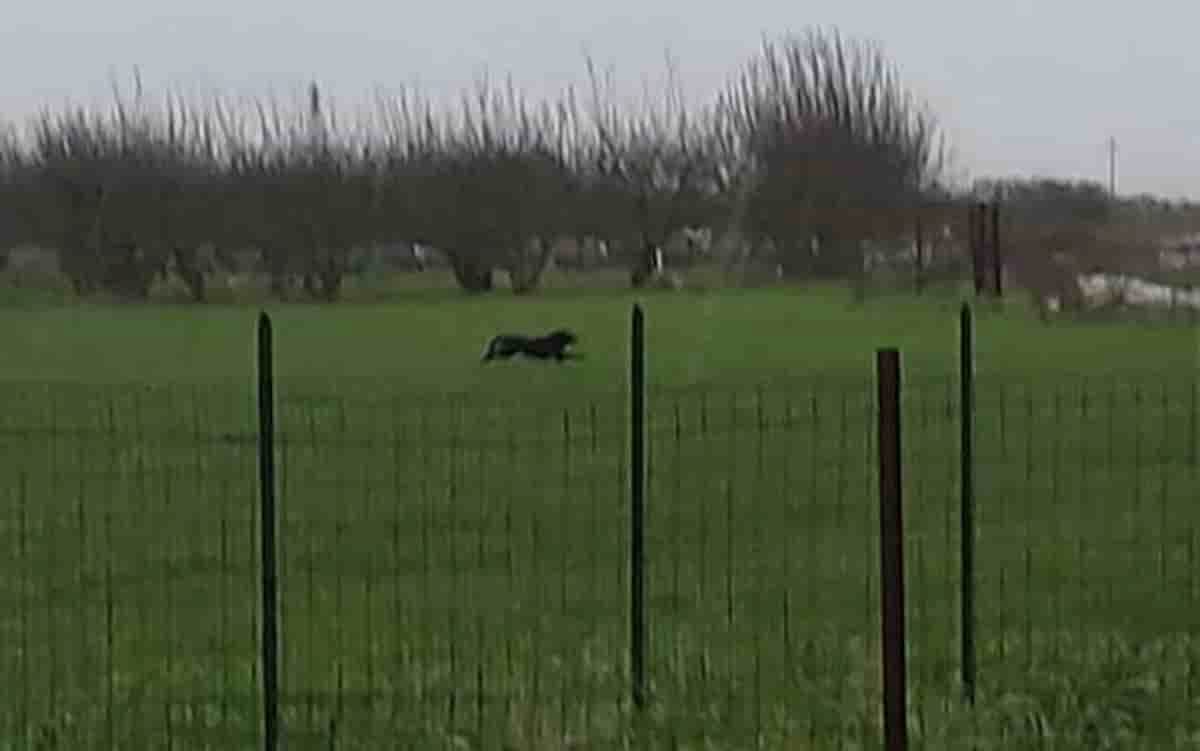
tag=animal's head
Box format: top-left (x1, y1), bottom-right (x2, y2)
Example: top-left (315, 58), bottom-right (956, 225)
top-left (480, 336), bottom-right (500, 362)
top-left (547, 329), bottom-right (577, 347)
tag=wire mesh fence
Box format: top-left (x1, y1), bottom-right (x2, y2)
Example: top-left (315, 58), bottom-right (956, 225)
top-left (1, 368), bottom-right (1197, 748)
top-left (269, 385), bottom-right (632, 748)
top-left (641, 379), bottom-right (883, 745)
top-left (970, 374), bottom-right (1200, 731)
top-left (0, 382), bottom-right (260, 749)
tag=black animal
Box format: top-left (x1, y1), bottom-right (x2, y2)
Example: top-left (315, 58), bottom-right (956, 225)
top-left (480, 329), bottom-right (582, 362)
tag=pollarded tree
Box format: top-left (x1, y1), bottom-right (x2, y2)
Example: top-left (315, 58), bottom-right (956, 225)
top-left (383, 79), bottom-right (579, 294)
top-left (581, 57), bottom-right (721, 287)
top-left (223, 144), bottom-right (303, 298)
top-left (375, 90), bottom-right (497, 293)
top-left (26, 109), bottom-right (113, 295)
top-left (102, 93), bottom-right (229, 302)
top-left (717, 27), bottom-right (946, 280)
top-left (286, 85), bottom-right (382, 301)
top-left (25, 105), bottom-right (187, 299)
top-left (143, 98), bottom-right (232, 303)
top-left (0, 126), bottom-right (31, 268)
top-left (217, 86), bottom-right (379, 301)
top-left (424, 145), bottom-right (572, 293)
top-left (278, 144), bottom-right (378, 301)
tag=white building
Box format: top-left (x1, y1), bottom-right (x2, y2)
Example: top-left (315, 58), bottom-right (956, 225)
top-left (1158, 233), bottom-right (1200, 270)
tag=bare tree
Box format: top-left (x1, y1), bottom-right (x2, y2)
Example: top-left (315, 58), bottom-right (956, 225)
top-left (581, 56), bottom-right (720, 287)
top-left (2, 37), bottom-right (954, 302)
top-left (115, 93), bottom-right (229, 302)
top-left (0, 125), bottom-right (30, 269)
top-left (25, 108), bottom-right (149, 297)
top-left (716, 28), bottom-right (946, 284)
top-left (377, 77), bottom-right (578, 294)
top-left (214, 86), bottom-right (378, 301)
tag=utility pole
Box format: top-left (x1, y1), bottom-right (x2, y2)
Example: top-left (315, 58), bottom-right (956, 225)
top-left (308, 80), bottom-right (326, 151)
top-left (1108, 137), bottom-right (1118, 197)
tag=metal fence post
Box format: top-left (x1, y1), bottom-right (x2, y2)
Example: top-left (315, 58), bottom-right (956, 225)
top-left (257, 312), bottom-right (280, 751)
top-left (990, 201), bottom-right (1003, 298)
top-left (630, 303), bottom-right (647, 711)
top-left (914, 213), bottom-right (926, 295)
top-left (877, 347), bottom-right (908, 751)
top-left (960, 303), bottom-right (977, 704)
top-left (1191, 378), bottom-right (1198, 469)
top-left (970, 203), bottom-right (986, 297)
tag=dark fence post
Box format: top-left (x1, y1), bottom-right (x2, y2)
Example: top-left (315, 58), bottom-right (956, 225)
top-left (990, 201), bottom-right (1003, 298)
top-left (914, 213), bottom-right (926, 295)
top-left (629, 303), bottom-right (647, 711)
top-left (257, 312), bottom-right (280, 751)
top-left (959, 303), bottom-right (977, 704)
top-left (877, 347), bottom-right (908, 751)
top-left (1191, 379), bottom-right (1198, 469)
top-left (1185, 376), bottom-right (1195, 470)
top-left (969, 203), bottom-right (983, 297)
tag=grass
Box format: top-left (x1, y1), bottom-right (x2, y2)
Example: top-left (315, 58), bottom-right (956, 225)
top-left (1, 271), bottom-right (1195, 387)
top-left (1, 274), bottom-right (1198, 749)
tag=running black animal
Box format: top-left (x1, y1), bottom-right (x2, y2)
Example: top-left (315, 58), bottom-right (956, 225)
top-left (480, 329), bottom-right (582, 362)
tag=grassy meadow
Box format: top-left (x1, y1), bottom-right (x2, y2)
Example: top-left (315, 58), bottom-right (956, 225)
top-left (1, 275), bottom-right (1199, 749)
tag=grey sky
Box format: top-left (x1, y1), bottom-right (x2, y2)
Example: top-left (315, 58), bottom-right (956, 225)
top-left (3, 0), bottom-right (1197, 199)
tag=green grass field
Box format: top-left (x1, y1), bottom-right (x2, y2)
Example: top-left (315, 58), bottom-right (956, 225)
top-left (1, 278), bottom-right (1199, 749)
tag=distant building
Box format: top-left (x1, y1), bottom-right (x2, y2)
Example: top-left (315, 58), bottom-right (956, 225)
top-left (1158, 233), bottom-right (1200, 270)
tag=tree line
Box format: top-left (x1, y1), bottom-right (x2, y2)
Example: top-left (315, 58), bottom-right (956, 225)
top-left (1, 27), bottom-right (1193, 303)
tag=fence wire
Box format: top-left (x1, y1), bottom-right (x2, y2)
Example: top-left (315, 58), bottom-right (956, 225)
top-left (0, 382), bottom-right (260, 749)
top-left (971, 375), bottom-right (1200, 729)
top-left (269, 385), bottom-right (630, 748)
top-left (1, 373), bottom-right (1197, 748)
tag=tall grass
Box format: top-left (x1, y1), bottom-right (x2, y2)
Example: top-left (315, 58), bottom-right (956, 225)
top-left (1, 296), bottom-right (1197, 748)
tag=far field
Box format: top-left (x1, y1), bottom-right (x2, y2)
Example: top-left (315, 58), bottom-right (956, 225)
top-left (1, 276), bottom-right (1198, 749)
top-left (2, 274), bottom-right (1195, 387)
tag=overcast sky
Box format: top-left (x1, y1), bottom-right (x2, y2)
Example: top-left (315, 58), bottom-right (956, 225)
top-left (2, 0), bottom-right (1197, 199)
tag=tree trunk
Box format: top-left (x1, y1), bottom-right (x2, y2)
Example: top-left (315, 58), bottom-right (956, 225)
top-left (317, 259), bottom-right (343, 302)
top-left (263, 249), bottom-right (292, 300)
top-left (269, 271), bottom-right (290, 299)
top-left (102, 242), bottom-right (156, 300)
top-left (630, 240), bottom-right (657, 287)
top-left (302, 272), bottom-right (319, 298)
top-left (509, 237), bottom-right (554, 295)
top-left (173, 247), bottom-right (207, 303)
top-left (914, 217), bottom-right (926, 294)
top-left (448, 251), bottom-right (495, 293)
top-left (60, 242), bottom-right (99, 296)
